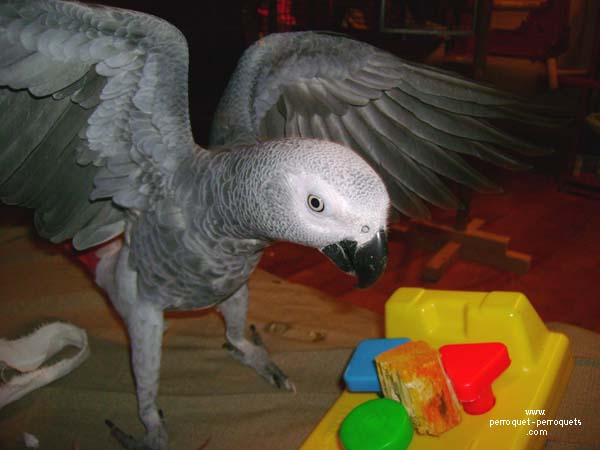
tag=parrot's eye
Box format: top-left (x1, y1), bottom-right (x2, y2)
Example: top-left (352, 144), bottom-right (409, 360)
top-left (307, 194), bottom-right (324, 212)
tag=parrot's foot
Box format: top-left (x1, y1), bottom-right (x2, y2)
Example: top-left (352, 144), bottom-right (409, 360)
top-left (106, 410), bottom-right (169, 450)
top-left (224, 325), bottom-right (296, 392)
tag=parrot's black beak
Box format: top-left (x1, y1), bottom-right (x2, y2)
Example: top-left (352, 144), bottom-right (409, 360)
top-left (321, 229), bottom-right (388, 288)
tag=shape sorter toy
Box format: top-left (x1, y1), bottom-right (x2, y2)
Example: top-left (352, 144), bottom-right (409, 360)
top-left (300, 288), bottom-right (573, 450)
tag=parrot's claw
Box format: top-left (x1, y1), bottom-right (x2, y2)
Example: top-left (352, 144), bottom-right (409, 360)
top-left (106, 412), bottom-right (169, 450)
top-left (224, 325), bottom-right (296, 392)
top-left (265, 359), bottom-right (296, 392)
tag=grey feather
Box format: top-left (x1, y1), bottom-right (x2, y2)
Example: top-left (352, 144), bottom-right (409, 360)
top-left (103, 50), bottom-right (142, 69)
top-left (29, 61), bottom-right (90, 96)
top-left (37, 28), bottom-right (72, 59)
top-left (352, 67), bottom-right (398, 90)
top-left (322, 113), bottom-right (362, 151)
top-left (49, 200), bottom-right (106, 244)
top-left (71, 70), bottom-right (106, 108)
top-left (374, 53), bottom-right (521, 105)
top-left (308, 114), bottom-right (332, 141)
top-left (62, 32), bottom-right (89, 60)
top-left (19, 20), bottom-right (47, 51)
top-left (376, 93), bottom-right (530, 170)
top-left (0, 34), bottom-right (35, 68)
top-left (380, 169), bottom-right (431, 219)
top-left (385, 88), bottom-right (548, 155)
top-left (6, 16), bottom-right (28, 43)
top-left (112, 185), bottom-right (149, 209)
top-left (0, 52), bottom-right (54, 86)
top-left (75, 139), bottom-right (100, 166)
top-left (393, 76), bottom-right (562, 127)
top-left (1, 0), bottom-right (195, 249)
top-left (1, 102), bottom-right (93, 206)
top-left (359, 102), bottom-right (500, 192)
top-left (469, 141), bottom-right (532, 170)
top-left (72, 203), bottom-right (125, 250)
top-left (337, 78), bottom-right (382, 101)
top-left (283, 83), bottom-right (324, 117)
top-left (258, 105), bottom-right (286, 139)
top-left (0, 90), bottom-right (71, 183)
top-left (305, 82), bottom-right (348, 116)
top-left (51, 76), bottom-right (86, 100)
top-left (91, 168), bottom-right (135, 199)
top-left (296, 113), bottom-right (314, 138)
top-left (25, 141), bottom-right (84, 211)
top-left (88, 35), bottom-right (119, 60)
top-left (34, 163), bottom-right (97, 241)
top-left (319, 78), bottom-right (371, 106)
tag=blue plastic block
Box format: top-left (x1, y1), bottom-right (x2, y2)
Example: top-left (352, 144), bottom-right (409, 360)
top-left (343, 338), bottom-right (411, 392)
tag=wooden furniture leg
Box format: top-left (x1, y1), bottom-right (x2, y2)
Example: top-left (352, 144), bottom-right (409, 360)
top-left (390, 218), bottom-right (532, 282)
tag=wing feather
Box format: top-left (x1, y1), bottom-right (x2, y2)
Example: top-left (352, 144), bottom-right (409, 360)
top-left (0, 89), bottom-right (72, 183)
top-left (385, 88), bottom-right (547, 156)
top-left (0, 34), bottom-right (34, 67)
top-left (320, 79), bottom-right (370, 106)
top-left (73, 203), bottom-right (125, 250)
top-left (380, 170), bottom-right (431, 219)
top-left (372, 53), bottom-right (520, 105)
top-left (305, 82), bottom-right (348, 116)
top-left (359, 102), bottom-right (500, 192)
top-left (0, 0), bottom-right (197, 249)
top-left (1, 102), bottom-right (93, 205)
top-left (309, 114), bottom-right (332, 141)
top-left (322, 114), bottom-right (363, 153)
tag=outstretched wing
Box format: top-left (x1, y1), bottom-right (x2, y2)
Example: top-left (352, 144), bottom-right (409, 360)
top-left (211, 32), bottom-right (558, 219)
top-left (0, 0), bottom-right (196, 249)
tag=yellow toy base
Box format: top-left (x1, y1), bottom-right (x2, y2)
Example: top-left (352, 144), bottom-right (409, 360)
top-left (300, 288), bottom-right (573, 450)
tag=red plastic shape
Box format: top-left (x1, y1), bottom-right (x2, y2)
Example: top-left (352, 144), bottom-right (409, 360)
top-left (439, 342), bottom-right (511, 415)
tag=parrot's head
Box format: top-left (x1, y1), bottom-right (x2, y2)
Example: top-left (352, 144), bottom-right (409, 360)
top-left (251, 138), bottom-right (390, 288)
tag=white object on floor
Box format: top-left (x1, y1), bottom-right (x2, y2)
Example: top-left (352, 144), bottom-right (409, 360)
top-left (0, 322), bottom-right (89, 409)
top-left (23, 432), bottom-right (40, 449)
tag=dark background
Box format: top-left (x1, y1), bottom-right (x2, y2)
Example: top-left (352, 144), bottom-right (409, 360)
top-left (88, 0), bottom-right (249, 145)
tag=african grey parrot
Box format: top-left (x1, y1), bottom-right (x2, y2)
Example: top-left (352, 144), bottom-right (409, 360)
top-left (0, 0), bottom-right (554, 448)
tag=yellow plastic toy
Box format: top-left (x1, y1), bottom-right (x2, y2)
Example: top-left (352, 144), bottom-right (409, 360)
top-left (300, 288), bottom-right (573, 450)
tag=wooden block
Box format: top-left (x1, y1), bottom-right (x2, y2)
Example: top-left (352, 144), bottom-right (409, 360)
top-left (503, 250), bottom-right (532, 275)
top-left (466, 218), bottom-right (485, 231)
top-left (389, 218), bottom-right (532, 278)
top-left (423, 241), bottom-right (462, 282)
top-left (547, 57), bottom-right (559, 90)
top-left (375, 341), bottom-right (462, 436)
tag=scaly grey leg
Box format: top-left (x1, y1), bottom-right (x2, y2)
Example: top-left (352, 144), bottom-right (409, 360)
top-left (217, 285), bottom-right (295, 391)
top-left (97, 242), bottom-right (169, 450)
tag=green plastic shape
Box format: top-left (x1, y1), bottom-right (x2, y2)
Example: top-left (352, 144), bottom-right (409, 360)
top-left (339, 398), bottom-right (414, 450)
